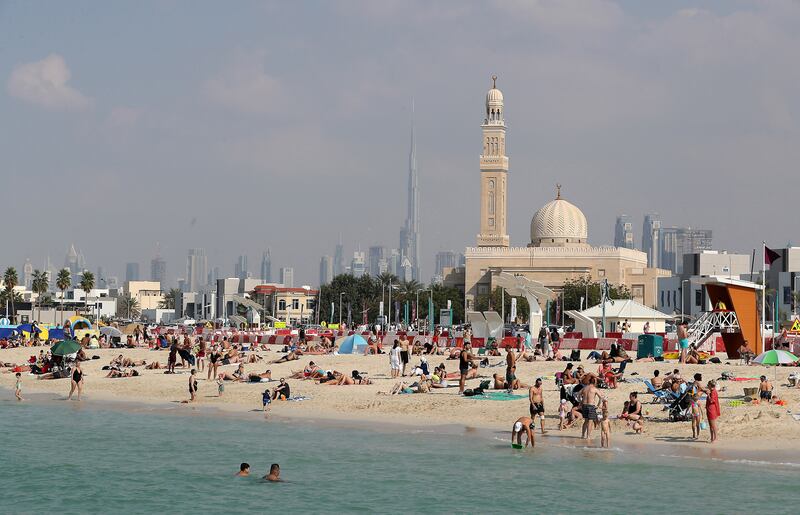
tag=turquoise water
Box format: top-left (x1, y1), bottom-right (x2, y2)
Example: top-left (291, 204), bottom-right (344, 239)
top-left (1, 396), bottom-right (798, 514)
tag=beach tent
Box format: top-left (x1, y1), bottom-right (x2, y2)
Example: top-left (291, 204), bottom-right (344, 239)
top-left (336, 334), bottom-right (368, 354)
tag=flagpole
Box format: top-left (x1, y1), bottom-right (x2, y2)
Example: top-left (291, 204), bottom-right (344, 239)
top-left (762, 241), bottom-right (766, 347)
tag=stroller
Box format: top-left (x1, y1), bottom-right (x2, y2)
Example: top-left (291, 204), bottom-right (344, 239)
top-left (669, 387), bottom-right (693, 422)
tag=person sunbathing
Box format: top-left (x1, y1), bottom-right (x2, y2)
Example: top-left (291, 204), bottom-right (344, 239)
top-left (145, 361), bottom-right (163, 369)
top-left (222, 348), bottom-right (241, 365)
top-left (388, 378), bottom-right (430, 394)
top-left (289, 362), bottom-right (323, 380)
top-left (106, 368), bottom-right (139, 378)
top-left (271, 350), bottom-right (302, 364)
top-left (111, 355), bottom-right (146, 368)
top-left (245, 352), bottom-right (263, 364)
top-left (446, 348), bottom-right (461, 360)
top-left (248, 369), bottom-right (273, 382)
top-left (685, 349), bottom-right (700, 365)
top-left (492, 372), bottom-right (528, 390)
top-left (323, 371), bottom-right (372, 385)
top-left (219, 364), bottom-right (246, 381)
top-left (445, 363), bottom-right (479, 380)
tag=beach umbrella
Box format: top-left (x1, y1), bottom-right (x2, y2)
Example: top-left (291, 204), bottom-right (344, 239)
top-left (51, 339), bottom-right (81, 356)
top-left (336, 334), bottom-right (367, 354)
top-left (100, 326), bottom-right (123, 338)
top-left (753, 349), bottom-right (798, 365)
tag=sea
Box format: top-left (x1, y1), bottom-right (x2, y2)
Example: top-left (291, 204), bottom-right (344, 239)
top-left (2, 393), bottom-right (798, 514)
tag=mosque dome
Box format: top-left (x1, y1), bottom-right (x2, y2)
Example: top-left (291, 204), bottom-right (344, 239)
top-left (530, 186), bottom-right (588, 247)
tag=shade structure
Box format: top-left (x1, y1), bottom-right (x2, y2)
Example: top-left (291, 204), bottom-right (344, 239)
top-left (753, 349), bottom-right (798, 366)
top-left (336, 334), bottom-right (367, 354)
top-left (99, 326), bottom-right (123, 338)
top-left (51, 340), bottom-right (81, 356)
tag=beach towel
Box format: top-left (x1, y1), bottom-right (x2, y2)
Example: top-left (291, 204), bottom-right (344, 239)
top-left (470, 392), bottom-right (527, 401)
top-left (287, 396), bottom-right (311, 402)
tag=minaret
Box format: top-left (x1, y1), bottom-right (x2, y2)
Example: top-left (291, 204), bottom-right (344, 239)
top-left (403, 99), bottom-right (421, 280)
top-left (477, 75), bottom-right (509, 247)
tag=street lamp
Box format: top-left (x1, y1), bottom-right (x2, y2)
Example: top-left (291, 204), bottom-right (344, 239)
top-left (794, 275), bottom-right (800, 317)
top-left (338, 292), bottom-right (346, 326)
top-left (388, 282), bottom-right (399, 329)
top-left (680, 279), bottom-right (690, 323)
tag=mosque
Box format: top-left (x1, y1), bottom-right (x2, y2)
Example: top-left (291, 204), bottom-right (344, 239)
top-left (449, 77), bottom-right (670, 312)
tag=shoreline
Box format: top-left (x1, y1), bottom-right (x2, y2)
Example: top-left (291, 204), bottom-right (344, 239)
top-left (3, 384), bottom-right (799, 468)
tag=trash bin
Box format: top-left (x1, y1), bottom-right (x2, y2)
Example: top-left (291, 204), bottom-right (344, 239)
top-left (637, 334), bottom-right (663, 359)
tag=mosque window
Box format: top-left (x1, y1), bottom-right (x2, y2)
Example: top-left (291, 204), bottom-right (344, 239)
top-left (598, 269), bottom-right (606, 277)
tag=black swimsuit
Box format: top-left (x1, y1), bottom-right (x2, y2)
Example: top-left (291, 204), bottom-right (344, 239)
top-left (72, 369), bottom-right (82, 383)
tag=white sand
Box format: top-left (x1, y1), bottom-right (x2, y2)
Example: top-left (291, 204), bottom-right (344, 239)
top-left (2, 346), bottom-right (799, 451)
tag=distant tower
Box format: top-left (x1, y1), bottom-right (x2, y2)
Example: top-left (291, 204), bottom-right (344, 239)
top-left (23, 259), bottom-right (33, 289)
top-left (319, 255), bottom-right (333, 286)
top-left (400, 99), bottom-right (421, 281)
top-left (477, 76), bottom-right (509, 247)
top-left (125, 262), bottom-right (140, 282)
top-left (186, 248), bottom-right (208, 292)
top-left (260, 250), bottom-right (272, 282)
top-left (333, 236), bottom-right (344, 277)
top-left (614, 215), bottom-right (635, 249)
top-left (280, 267), bottom-right (294, 288)
top-left (151, 256), bottom-right (166, 284)
top-left (235, 255), bottom-right (249, 280)
top-left (642, 214), bottom-right (662, 268)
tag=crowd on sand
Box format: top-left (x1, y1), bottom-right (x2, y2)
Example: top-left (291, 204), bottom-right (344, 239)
top-left (3, 324), bottom-right (800, 450)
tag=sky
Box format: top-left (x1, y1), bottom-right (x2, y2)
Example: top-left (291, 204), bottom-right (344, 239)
top-left (2, 0), bottom-right (799, 287)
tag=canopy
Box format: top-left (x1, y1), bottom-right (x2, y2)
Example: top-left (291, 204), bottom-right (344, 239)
top-left (753, 349), bottom-right (798, 366)
top-left (51, 340), bottom-right (81, 356)
top-left (100, 326), bottom-right (123, 338)
top-left (336, 334), bottom-right (367, 354)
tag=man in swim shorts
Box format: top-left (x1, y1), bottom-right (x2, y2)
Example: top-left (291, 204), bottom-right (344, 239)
top-left (399, 336), bottom-right (411, 376)
top-left (458, 342), bottom-right (475, 394)
top-left (528, 378), bottom-right (546, 434)
top-left (677, 321), bottom-right (689, 364)
top-left (511, 416), bottom-right (535, 448)
top-left (579, 376), bottom-right (600, 440)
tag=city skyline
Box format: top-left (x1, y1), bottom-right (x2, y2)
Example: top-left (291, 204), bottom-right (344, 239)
top-left (3, 2), bottom-right (800, 286)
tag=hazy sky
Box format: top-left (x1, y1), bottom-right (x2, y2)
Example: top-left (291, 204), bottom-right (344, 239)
top-left (2, 0), bottom-right (799, 286)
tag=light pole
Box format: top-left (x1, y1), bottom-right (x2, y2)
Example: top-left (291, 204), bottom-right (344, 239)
top-left (680, 279), bottom-right (690, 322)
top-left (794, 275), bottom-right (800, 317)
top-left (388, 281), bottom-right (398, 329)
top-left (338, 292), bottom-right (345, 326)
top-left (418, 289), bottom-right (432, 335)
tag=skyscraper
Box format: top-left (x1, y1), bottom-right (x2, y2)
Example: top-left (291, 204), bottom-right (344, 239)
top-left (186, 248), bottom-right (208, 292)
top-left (280, 267), bottom-right (294, 288)
top-left (333, 236), bottom-right (344, 278)
top-left (660, 227), bottom-right (714, 274)
top-left (151, 256), bottom-right (166, 284)
top-left (351, 251), bottom-right (366, 278)
top-left (125, 262), bottom-right (140, 282)
top-left (614, 215), bottom-right (635, 249)
top-left (477, 76), bottom-right (510, 249)
top-left (642, 214), bottom-right (661, 268)
top-left (434, 251), bottom-right (458, 279)
top-left (319, 255), bottom-right (333, 286)
top-left (235, 255), bottom-right (249, 280)
top-left (260, 250), bottom-right (272, 282)
top-left (399, 100), bottom-right (421, 281)
top-left (22, 259), bottom-right (33, 289)
top-left (368, 246), bottom-right (387, 277)
top-left (96, 266), bottom-right (107, 288)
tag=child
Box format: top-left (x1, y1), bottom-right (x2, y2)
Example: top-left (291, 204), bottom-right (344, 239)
top-left (558, 398), bottom-right (568, 430)
top-left (216, 374), bottom-right (225, 397)
top-left (14, 372), bottom-right (23, 402)
top-left (262, 389), bottom-right (272, 412)
top-left (600, 399), bottom-right (611, 448)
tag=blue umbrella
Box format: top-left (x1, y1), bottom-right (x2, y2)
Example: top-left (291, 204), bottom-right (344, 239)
top-left (336, 334), bottom-right (367, 354)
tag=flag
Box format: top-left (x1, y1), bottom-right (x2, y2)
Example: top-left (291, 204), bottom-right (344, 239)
top-left (765, 246), bottom-right (781, 266)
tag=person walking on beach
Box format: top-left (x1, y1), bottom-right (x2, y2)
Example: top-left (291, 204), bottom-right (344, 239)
top-left (705, 380), bottom-right (720, 443)
top-left (677, 321), bottom-right (689, 364)
top-left (167, 341), bottom-right (178, 374)
top-left (528, 378), bottom-right (546, 434)
top-left (458, 342), bottom-right (475, 394)
top-left (208, 346), bottom-right (221, 380)
top-left (188, 369), bottom-right (198, 402)
top-left (399, 335), bottom-right (411, 376)
top-left (505, 346), bottom-right (521, 394)
top-left (68, 362), bottom-right (84, 401)
top-left (390, 340), bottom-right (401, 378)
top-left (14, 372), bottom-right (23, 401)
top-left (579, 376), bottom-right (600, 440)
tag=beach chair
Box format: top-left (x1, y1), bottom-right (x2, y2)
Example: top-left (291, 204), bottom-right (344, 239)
top-left (644, 380), bottom-right (674, 405)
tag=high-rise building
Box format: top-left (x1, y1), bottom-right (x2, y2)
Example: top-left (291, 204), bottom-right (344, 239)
top-left (351, 251), bottom-right (366, 278)
top-left (641, 214), bottom-right (662, 268)
top-left (151, 256), bottom-right (166, 284)
top-left (333, 236), bottom-right (344, 278)
top-left (660, 227), bottom-right (713, 274)
top-left (96, 266), bottom-right (107, 288)
top-left (280, 267), bottom-right (294, 288)
top-left (235, 255), bottom-right (249, 280)
top-left (64, 244), bottom-right (86, 283)
top-left (260, 250), bottom-right (272, 282)
top-left (434, 251), bottom-right (459, 279)
top-left (399, 100), bottom-right (421, 281)
top-left (319, 255), bottom-right (333, 286)
top-left (186, 248), bottom-right (208, 292)
top-left (22, 259), bottom-right (33, 289)
top-left (368, 246), bottom-right (388, 277)
top-left (476, 76), bottom-right (510, 252)
top-left (614, 215), bottom-right (635, 249)
top-left (125, 262), bottom-right (140, 282)
top-left (208, 266), bottom-right (221, 286)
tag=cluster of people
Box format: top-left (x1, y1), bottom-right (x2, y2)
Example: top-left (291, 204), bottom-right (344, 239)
top-left (235, 462), bottom-right (282, 482)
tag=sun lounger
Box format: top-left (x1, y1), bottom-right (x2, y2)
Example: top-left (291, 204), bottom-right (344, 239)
top-left (645, 380), bottom-right (676, 404)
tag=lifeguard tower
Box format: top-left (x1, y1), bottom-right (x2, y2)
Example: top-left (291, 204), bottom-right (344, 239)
top-left (686, 277), bottom-right (764, 356)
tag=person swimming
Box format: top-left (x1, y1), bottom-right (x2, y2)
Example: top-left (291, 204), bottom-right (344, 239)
top-left (264, 463), bottom-right (282, 482)
top-left (236, 463), bottom-right (250, 477)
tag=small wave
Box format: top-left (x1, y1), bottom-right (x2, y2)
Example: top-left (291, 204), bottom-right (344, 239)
top-left (657, 454), bottom-right (800, 469)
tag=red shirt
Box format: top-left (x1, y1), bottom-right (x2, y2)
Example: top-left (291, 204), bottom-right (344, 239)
top-left (706, 389), bottom-right (721, 420)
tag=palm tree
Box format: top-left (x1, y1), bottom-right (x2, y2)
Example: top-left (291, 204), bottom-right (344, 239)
top-left (31, 270), bottom-right (49, 322)
top-left (79, 271), bottom-right (95, 319)
top-left (159, 288), bottom-right (181, 309)
top-left (56, 268), bottom-right (71, 326)
top-left (117, 293), bottom-right (141, 320)
top-left (3, 267), bottom-right (19, 323)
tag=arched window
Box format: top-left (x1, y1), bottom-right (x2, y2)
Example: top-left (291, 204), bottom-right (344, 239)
top-left (488, 179), bottom-right (495, 215)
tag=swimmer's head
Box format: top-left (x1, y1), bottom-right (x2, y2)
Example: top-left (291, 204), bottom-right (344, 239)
top-left (240, 463), bottom-right (250, 472)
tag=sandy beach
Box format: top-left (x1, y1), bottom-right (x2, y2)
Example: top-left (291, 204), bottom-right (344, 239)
top-left (3, 345), bottom-right (800, 453)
